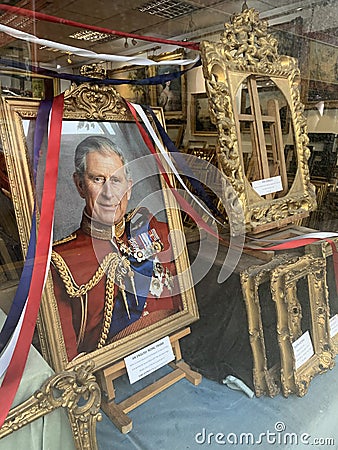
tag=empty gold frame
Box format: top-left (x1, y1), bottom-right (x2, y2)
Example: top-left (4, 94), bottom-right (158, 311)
top-left (200, 7), bottom-right (316, 234)
top-left (240, 254), bottom-right (292, 397)
top-left (270, 254), bottom-right (334, 397)
top-left (307, 238), bottom-right (338, 356)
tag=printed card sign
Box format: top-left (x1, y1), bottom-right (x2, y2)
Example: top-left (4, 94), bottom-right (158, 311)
top-left (329, 314), bottom-right (338, 337)
top-left (124, 336), bottom-right (175, 384)
top-left (252, 175), bottom-right (283, 196)
top-left (292, 330), bottom-right (314, 370)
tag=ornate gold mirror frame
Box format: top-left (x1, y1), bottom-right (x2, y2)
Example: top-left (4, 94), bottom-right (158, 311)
top-left (200, 7), bottom-right (316, 234)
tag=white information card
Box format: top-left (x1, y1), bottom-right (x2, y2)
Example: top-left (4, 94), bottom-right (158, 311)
top-left (330, 314), bottom-right (338, 337)
top-left (124, 336), bottom-right (175, 384)
top-left (292, 330), bottom-right (314, 370)
top-left (252, 175), bottom-right (283, 196)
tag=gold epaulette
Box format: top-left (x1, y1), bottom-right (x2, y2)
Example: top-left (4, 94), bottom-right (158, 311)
top-left (52, 233), bottom-right (77, 247)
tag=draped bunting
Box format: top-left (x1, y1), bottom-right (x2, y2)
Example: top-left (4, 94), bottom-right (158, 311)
top-left (128, 102), bottom-right (224, 241)
top-left (0, 4), bottom-right (200, 51)
top-left (144, 105), bottom-right (223, 220)
top-left (0, 23), bottom-right (200, 67)
top-left (0, 56), bottom-right (201, 87)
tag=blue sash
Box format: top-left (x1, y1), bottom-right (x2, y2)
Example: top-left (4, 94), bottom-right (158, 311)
top-left (108, 217), bottom-right (154, 337)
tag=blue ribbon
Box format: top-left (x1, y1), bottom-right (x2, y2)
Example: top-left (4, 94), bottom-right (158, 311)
top-left (144, 106), bottom-right (224, 220)
top-left (108, 216), bottom-right (153, 338)
top-left (0, 57), bottom-right (201, 87)
top-left (0, 99), bottom-right (52, 352)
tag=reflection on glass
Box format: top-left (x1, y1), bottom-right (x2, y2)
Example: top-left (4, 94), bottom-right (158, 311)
top-left (0, 141), bottom-right (23, 313)
top-left (237, 75), bottom-right (296, 199)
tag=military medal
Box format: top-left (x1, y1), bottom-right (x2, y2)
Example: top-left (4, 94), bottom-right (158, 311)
top-left (119, 228), bottom-right (164, 262)
top-left (150, 257), bottom-right (174, 298)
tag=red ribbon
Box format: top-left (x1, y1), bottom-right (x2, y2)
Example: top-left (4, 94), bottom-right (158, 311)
top-left (0, 4), bottom-right (200, 51)
top-left (0, 94), bottom-right (64, 427)
top-left (127, 101), bottom-right (224, 242)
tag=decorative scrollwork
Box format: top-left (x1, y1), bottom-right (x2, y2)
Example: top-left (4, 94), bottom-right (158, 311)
top-left (200, 7), bottom-right (316, 233)
top-left (63, 81), bottom-right (132, 121)
top-left (0, 361), bottom-right (102, 450)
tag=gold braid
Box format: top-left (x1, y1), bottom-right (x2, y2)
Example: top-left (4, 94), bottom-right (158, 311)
top-left (97, 256), bottom-right (120, 348)
top-left (51, 250), bottom-right (119, 297)
top-left (51, 249), bottom-right (120, 349)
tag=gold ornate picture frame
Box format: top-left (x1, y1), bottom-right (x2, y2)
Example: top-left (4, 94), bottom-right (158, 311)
top-left (240, 254), bottom-right (293, 397)
top-left (0, 69), bottom-right (59, 99)
top-left (148, 49), bottom-right (187, 120)
top-left (270, 254), bottom-right (334, 397)
top-left (0, 81), bottom-right (198, 377)
top-left (106, 65), bottom-right (150, 105)
top-left (200, 7), bottom-right (317, 234)
top-left (191, 93), bottom-right (217, 136)
top-left (306, 238), bottom-right (338, 355)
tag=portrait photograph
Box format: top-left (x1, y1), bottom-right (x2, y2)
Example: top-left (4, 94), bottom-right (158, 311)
top-left (0, 88), bottom-right (198, 373)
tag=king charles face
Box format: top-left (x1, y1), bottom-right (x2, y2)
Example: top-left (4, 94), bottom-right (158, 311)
top-left (74, 150), bottom-right (132, 226)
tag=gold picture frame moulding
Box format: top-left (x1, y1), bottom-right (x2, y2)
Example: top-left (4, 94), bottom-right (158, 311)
top-left (270, 254), bottom-right (334, 397)
top-left (240, 253), bottom-right (293, 398)
top-left (148, 49), bottom-right (187, 120)
top-left (0, 82), bottom-right (198, 374)
top-left (200, 7), bottom-right (317, 234)
top-left (306, 238), bottom-right (338, 356)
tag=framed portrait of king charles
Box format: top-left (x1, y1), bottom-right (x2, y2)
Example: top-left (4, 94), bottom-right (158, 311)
top-left (0, 79), bottom-right (198, 374)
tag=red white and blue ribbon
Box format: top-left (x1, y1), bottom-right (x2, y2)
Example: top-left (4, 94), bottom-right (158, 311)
top-left (0, 94), bottom-right (63, 427)
top-left (144, 105), bottom-right (223, 220)
top-left (128, 102), bottom-right (225, 240)
top-left (0, 99), bottom-right (52, 355)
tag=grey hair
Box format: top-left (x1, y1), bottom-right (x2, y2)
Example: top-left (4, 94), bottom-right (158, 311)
top-left (74, 135), bottom-right (131, 180)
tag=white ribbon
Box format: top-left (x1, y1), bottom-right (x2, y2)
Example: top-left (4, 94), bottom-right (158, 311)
top-left (247, 231), bottom-right (338, 246)
top-left (131, 103), bottom-right (224, 227)
top-left (0, 303), bottom-right (26, 380)
top-left (0, 24), bottom-right (200, 67)
top-left (0, 214), bottom-right (54, 380)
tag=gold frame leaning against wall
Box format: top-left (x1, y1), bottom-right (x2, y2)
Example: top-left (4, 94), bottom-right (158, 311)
top-left (0, 78), bottom-right (198, 374)
top-left (200, 7), bottom-right (317, 234)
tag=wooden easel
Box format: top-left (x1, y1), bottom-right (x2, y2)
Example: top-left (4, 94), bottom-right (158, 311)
top-left (97, 327), bottom-right (202, 433)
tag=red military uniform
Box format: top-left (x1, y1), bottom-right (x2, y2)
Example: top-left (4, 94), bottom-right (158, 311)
top-left (51, 209), bottom-right (181, 361)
